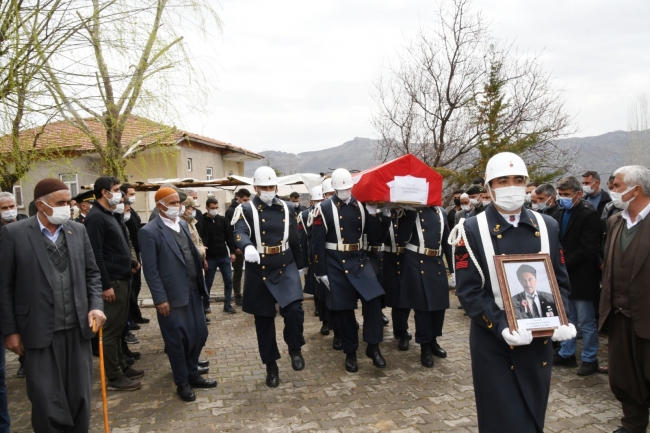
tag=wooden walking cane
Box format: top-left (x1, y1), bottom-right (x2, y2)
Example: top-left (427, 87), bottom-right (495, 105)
top-left (92, 318), bottom-right (110, 433)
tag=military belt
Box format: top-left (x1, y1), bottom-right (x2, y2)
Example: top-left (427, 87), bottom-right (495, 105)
top-left (383, 245), bottom-right (405, 254)
top-left (325, 242), bottom-right (361, 252)
top-left (262, 244), bottom-right (288, 255)
top-left (405, 243), bottom-right (440, 256)
top-left (366, 245), bottom-right (383, 253)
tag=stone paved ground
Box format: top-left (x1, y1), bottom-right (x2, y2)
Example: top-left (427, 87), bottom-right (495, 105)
top-left (5, 279), bottom-right (624, 432)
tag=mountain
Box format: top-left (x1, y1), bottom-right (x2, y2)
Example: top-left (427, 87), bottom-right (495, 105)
top-left (245, 131), bottom-right (641, 178)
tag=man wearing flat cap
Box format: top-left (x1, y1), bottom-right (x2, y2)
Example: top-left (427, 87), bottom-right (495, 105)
top-left (139, 187), bottom-right (215, 402)
top-left (0, 178), bottom-right (106, 432)
top-left (511, 264), bottom-right (558, 320)
top-left (465, 184), bottom-right (487, 216)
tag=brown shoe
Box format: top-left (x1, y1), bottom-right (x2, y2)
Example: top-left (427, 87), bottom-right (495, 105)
top-left (123, 367), bottom-right (145, 379)
top-left (107, 374), bottom-right (141, 391)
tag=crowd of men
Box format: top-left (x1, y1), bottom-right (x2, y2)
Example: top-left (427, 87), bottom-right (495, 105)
top-left (0, 157), bottom-right (649, 433)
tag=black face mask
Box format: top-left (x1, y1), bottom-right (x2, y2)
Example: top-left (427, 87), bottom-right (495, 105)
top-left (453, 198), bottom-right (461, 206)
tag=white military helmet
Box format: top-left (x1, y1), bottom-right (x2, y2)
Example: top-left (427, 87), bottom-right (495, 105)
top-left (310, 186), bottom-right (324, 201)
top-left (484, 152), bottom-right (529, 184)
top-left (321, 178), bottom-right (335, 194)
top-left (331, 168), bottom-right (353, 190)
top-left (253, 166), bottom-right (278, 186)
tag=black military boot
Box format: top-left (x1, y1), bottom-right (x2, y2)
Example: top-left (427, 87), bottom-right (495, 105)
top-left (365, 344), bottom-right (386, 368)
top-left (431, 339), bottom-right (447, 358)
top-left (398, 332), bottom-right (412, 351)
top-left (421, 344), bottom-right (434, 368)
top-left (345, 352), bottom-right (358, 373)
top-left (288, 348), bottom-right (305, 371)
top-left (320, 320), bottom-right (330, 336)
top-left (265, 361), bottom-right (279, 388)
top-left (332, 332), bottom-right (343, 351)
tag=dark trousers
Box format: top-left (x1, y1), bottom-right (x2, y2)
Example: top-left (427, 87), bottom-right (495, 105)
top-left (0, 346), bottom-right (8, 433)
top-left (24, 328), bottom-right (92, 433)
top-left (254, 300), bottom-right (305, 365)
top-left (104, 279), bottom-right (130, 380)
top-left (414, 309), bottom-right (446, 345)
top-left (333, 296), bottom-right (383, 354)
top-left (232, 252), bottom-right (244, 298)
top-left (158, 290), bottom-right (209, 385)
top-left (608, 313), bottom-right (650, 433)
top-left (392, 307), bottom-right (411, 335)
top-left (204, 256), bottom-right (234, 309)
top-left (316, 296), bottom-right (330, 324)
top-left (129, 254), bottom-right (144, 322)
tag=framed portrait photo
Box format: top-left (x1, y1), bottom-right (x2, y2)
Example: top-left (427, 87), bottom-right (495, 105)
top-left (494, 254), bottom-right (568, 338)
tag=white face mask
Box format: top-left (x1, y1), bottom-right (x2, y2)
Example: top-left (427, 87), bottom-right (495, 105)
top-left (107, 190), bottom-right (122, 206)
top-left (336, 189), bottom-right (351, 201)
top-left (293, 201), bottom-right (300, 208)
top-left (610, 185), bottom-right (637, 210)
top-left (160, 203), bottom-right (181, 220)
top-left (482, 200), bottom-right (491, 207)
top-left (490, 185), bottom-right (527, 212)
top-left (113, 203), bottom-right (125, 214)
top-left (531, 203), bottom-right (539, 211)
top-left (1, 209), bottom-right (17, 221)
top-left (524, 192), bottom-right (532, 204)
top-left (461, 204), bottom-right (471, 212)
top-left (582, 184), bottom-right (594, 196)
top-left (128, 196), bottom-right (136, 205)
top-left (258, 191), bottom-right (275, 205)
top-left (41, 201), bottom-right (70, 225)
top-left (124, 212), bottom-right (131, 222)
top-left (208, 209), bottom-right (219, 217)
top-left (469, 198), bottom-right (480, 207)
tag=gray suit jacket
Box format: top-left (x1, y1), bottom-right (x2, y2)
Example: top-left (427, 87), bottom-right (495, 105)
top-left (0, 216), bottom-right (103, 349)
top-left (455, 208), bottom-right (476, 225)
top-left (139, 217), bottom-right (208, 308)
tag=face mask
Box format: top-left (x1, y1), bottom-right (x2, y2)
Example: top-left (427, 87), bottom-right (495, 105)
top-left (610, 185), bottom-right (637, 210)
top-left (259, 191), bottom-right (275, 205)
top-left (1, 209), bottom-right (17, 221)
top-left (582, 184), bottom-right (594, 196)
top-left (531, 203), bottom-right (539, 211)
top-left (161, 203), bottom-right (181, 220)
top-left (293, 201), bottom-right (300, 208)
top-left (558, 192), bottom-right (578, 210)
top-left (336, 189), bottom-right (351, 201)
top-left (71, 205), bottom-right (78, 213)
top-left (113, 203), bottom-right (125, 214)
top-left (461, 205), bottom-right (471, 212)
top-left (453, 198), bottom-right (461, 206)
top-left (524, 193), bottom-right (532, 204)
top-left (470, 198), bottom-right (480, 207)
top-left (107, 190), bottom-right (122, 206)
top-left (482, 200), bottom-right (491, 207)
top-left (208, 209), bottom-right (219, 217)
top-left (128, 196), bottom-right (136, 205)
top-left (41, 201), bottom-right (70, 225)
top-left (124, 213), bottom-right (131, 222)
top-left (491, 186), bottom-right (527, 212)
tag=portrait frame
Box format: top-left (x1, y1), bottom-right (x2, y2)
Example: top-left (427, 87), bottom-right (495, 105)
top-left (494, 253), bottom-right (568, 338)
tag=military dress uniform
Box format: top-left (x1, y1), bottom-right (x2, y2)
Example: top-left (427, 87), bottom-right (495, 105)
top-left (311, 195), bottom-right (387, 357)
top-left (400, 206), bottom-right (453, 350)
top-left (453, 205), bottom-right (570, 433)
top-left (232, 195), bottom-right (305, 366)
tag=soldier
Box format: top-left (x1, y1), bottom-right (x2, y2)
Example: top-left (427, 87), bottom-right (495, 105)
top-left (232, 166), bottom-right (305, 388)
top-left (321, 178), bottom-right (335, 199)
top-left (400, 205), bottom-right (454, 367)
top-left (73, 191), bottom-right (95, 224)
top-left (450, 152), bottom-right (575, 432)
top-left (312, 168), bottom-right (388, 372)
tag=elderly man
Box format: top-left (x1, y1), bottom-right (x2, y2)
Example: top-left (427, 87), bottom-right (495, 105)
top-left (600, 166), bottom-right (650, 433)
top-left (140, 187), bottom-right (215, 402)
top-left (511, 265), bottom-right (557, 320)
top-left (454, 193), bottom-right (475, 225)
top-left (535, 184), bottom-right (562, 220)
top-left (0, 179), bottom-right (106, 433)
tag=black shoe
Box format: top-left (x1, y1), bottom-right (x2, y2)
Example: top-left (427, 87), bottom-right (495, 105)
top-left (16, 366), bottom-right (25, 378)
top-left (204, 307), bottom-right (212, 314)
top-left (177, 383), bottom-right (196, 402)
top-left (124, 332), bottom-right (140, 345)
top-left (206, 317), bottom-right (211, 324)
top-left (345, 352), bottom-right (358, 373)
top-left (421, 344), bottom-right (434, 368)
top-left (189, 376), bottom-right (217, 388)
top-left (314, 307), bottom-right (320, 317)
top-left (332, 335), bottom-right (343, 351)
top-left (553, 353), bottom-right (578, 367)
top-left (289, 348), bottom-right (305, 371)
top-left (125, 356), bottom-right (135, 366)
top-left (431, 340), bottom-right (447, 358)
top-left (130, 322), bottom-right (141, 331)
top-left (107, 375), bottom-right (141, 391)
top-left (266, 362), bottom-right (279, 388)
top-left (398, 332), bottom-right (412, 351)
top-left (223, 304), bottom-right (236, 314)
top-left (382, 314), bottom-right (389, 326)
top-left (320, 324), bottom-right (330, 336)
top-left (234, 296), bottom-right (243, 306)
top-left (577, 360), bottom-right (599, 376)
top-left (612, 428), bottom-right (628, 433)
top-left (198, 366), bottom-right (209, 375)
top-left (123, 367), bottom-right (145, 379)
top-left (134, 317), bottom-right (150, 324)
top-left (365, 344), bottom-right (386, 368)
top-left (124, 346), bottom-right (141, 360)
top-left (198, 360), bottom-right (210, 368)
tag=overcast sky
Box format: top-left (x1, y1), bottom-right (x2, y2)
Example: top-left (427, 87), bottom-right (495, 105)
top-left (180, 0), bottom-right (650, 154)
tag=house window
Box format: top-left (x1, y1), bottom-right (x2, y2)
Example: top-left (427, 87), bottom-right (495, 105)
top-left (187, 158), bottom-right (193, 172)
top-left (60, 174), bottom-right (78, 197)
top-left (206, 167), bottom-right (213, 180)
top-left (12, 185), bottom-right (24, 209)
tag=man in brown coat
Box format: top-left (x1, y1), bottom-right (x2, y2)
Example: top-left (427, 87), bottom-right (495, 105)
top-left (599, 165), bottom-right (650, 433)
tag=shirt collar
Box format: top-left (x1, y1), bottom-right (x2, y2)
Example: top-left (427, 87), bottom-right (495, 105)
top-left (36, 213), bottom-right (64, 235)
top-left (160, 214), bottom-right (181, 232)
top-left (621, 201), bottom-right (650, 229)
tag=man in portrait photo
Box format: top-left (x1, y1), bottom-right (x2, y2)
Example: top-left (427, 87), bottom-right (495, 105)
top-left (511, 264), bottom-right (558, 320)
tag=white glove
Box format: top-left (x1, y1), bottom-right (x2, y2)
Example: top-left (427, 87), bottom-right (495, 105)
top-left (298, 269), bottom-right (304, 277)
top-left (551, 323), bottom-right (576, 342)
top-left (244, 245), bottom-right (260, 264)
top-left (502, 327), bottom-right (533, 346)
top-left (303, 267), bottom-right (309, 275)
top-left (450, 273), bottom-right (456, 287)
top-left (366, 204), bottom-right (378, 214)
top-left (317, 275), bottom-right (330, 290)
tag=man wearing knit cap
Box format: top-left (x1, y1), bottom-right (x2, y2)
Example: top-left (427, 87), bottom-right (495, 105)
top-left (139, 187), bottom-right (215, 402)
top-left (0, 178), bottom-right (106, 432)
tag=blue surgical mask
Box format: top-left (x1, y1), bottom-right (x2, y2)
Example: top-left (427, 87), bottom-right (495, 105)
top-left (558, 194), bottom-right (576, 210)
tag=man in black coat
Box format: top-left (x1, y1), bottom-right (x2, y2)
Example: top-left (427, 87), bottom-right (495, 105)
top-left (446, 189), bottom-right (463, 229)
top-left (534, 184), bottom-right (562, 220)
top-left (581, 170), bottom-right (612, 217)
top-left (511, 264), bottom-right (558, 320)
top-left (289, 191), bottom-right (307, 218)
top-left (225, 189), bottom-right (250, 306)
top-left (553, 176), bottom-right (602, 375)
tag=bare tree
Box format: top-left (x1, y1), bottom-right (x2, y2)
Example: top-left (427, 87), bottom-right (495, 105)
top-left (626, 93), bottom-right (650, 167)
top-left (372, 0), bottom-right (576, 196)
